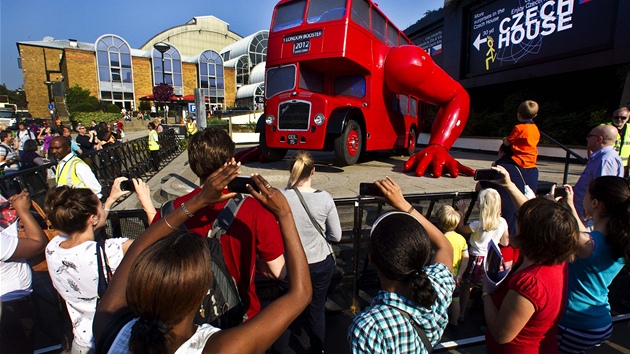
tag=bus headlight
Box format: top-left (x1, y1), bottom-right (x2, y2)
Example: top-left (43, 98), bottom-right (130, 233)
top-left (314, 113), bottom-right (325, 126)
top-left (265, 115), bottom-right (275, 125)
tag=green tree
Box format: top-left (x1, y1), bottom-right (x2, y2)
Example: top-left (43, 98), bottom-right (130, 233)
top-left (66, 84), bottom-right (99, 115)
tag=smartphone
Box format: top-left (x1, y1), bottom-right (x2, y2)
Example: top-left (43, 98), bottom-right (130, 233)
top-left (554, 186), bottom-right (567, 198)
top-left (228, 177), bottom-right (259, 194)
top-left (120, 178), bottom-right (135, 192)
top-left (473, 169), bottom-right (500, 181)
top-left (359, 182), bottom-right (383, 197)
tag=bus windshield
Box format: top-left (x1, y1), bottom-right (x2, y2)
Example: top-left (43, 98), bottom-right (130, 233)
top-left (266, 65), bottom-right (297, 98)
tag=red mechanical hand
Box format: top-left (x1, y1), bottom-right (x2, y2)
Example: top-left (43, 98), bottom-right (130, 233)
top-left (403, 145), bottom-right (475, 178)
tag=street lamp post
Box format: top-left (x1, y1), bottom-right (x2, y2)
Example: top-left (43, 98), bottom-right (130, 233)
top-left (153, 42), bottom-right (171, 85)
top-left (153, 42), bottom-right (171, 122)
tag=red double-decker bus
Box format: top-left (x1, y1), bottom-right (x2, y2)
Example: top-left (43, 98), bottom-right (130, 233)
top-left (258, 0), bottom-right (427, 165)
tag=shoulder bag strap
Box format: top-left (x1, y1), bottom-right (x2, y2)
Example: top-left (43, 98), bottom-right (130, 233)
top-left (96, 239), bottom-right (113, 302)
top-left (391, 306), bottom-right (433, 353)
top-left (293, 188), bottom-right (326, 237)
top-left (293, 188), bottom-right (335, 261)
top-left (209, 193), bottom-right (246, 239)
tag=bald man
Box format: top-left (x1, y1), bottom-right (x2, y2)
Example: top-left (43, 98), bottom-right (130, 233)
top-left (573, 125), bottom-right (624, 220)
top-left (50, 136), bottom-right (102, 198)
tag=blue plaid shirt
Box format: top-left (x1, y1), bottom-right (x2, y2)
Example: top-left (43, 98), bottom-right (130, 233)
top-left (348, 263), bottom-right (454, 354)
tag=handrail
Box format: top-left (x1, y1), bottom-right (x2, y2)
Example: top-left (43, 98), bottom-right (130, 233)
top-left (540, 131), bottom-right (588, 185)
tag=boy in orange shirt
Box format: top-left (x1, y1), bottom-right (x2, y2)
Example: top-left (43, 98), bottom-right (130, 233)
top-left (503, 100), bottom-right (540, 170)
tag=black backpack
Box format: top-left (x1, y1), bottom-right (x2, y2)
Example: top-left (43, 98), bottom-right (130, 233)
top-left (160, 194), bottom-right (248, 329)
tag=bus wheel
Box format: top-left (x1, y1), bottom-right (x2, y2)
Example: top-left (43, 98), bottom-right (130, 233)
top-left (260, 133), bottom-right (287, 161)
top-left (334, 120), bottom-right (362, 166)
top-left (398, 127), bottom-right (417, 156)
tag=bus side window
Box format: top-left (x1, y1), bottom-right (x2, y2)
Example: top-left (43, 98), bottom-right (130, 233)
top-left (399, 95), bottom-right (409, 116)
top-left (372, 9), bottom-right (386, 43)
top-left (391, 95), bottom-right (400, 113)
top-left (387, 23), bottom-right (398, 46)
top-left (351, 0), bottom-right (370, 31)
top-left (410, 97), bottom-right (418, 118)
top-left (334, 75), bottom-right (366, 98)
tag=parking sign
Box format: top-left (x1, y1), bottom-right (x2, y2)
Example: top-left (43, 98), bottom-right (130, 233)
top-left (188, 103), bottom-right (196, 113)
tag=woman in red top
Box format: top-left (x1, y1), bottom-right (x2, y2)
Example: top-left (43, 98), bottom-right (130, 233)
top-left (482, 167), bottom-right (580, 353)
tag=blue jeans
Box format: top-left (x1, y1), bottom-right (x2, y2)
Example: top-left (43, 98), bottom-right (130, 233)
top-left (307, 254), bottom-right (334, 353)
top-left (481, 157), bottom-right (538, 235)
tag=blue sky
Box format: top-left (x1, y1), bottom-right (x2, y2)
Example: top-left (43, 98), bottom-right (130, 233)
top-left (0, 0), bottom-right (443, 90)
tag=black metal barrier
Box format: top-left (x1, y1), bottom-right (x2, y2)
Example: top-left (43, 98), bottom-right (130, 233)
top-left (0, 129), bottom-right (184, 206)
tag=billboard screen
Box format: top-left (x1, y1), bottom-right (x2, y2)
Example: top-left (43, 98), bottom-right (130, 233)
top-left (466, 0), bottom-right (617, 77)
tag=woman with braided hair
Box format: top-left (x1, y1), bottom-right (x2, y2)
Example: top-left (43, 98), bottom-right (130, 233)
top-left (348, 177), bottom-right (454, 353)
top-left (557, 176), bottom-right (630, 353)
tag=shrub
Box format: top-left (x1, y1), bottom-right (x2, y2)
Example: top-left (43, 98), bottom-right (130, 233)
top-left (72, 112), bottom-right (119, 126)
top-left (105, 104), bottom-right (120, 114)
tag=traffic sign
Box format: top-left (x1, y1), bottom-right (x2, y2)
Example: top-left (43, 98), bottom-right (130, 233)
top-left (188, 103), bottom-right (196, 113)
top-left (48, 103), bottom-right (54, 110)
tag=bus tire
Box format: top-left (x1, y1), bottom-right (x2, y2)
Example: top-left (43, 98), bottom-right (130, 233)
top-left (334, 120), bottom-right (362, 166)
top-left (260, 133), bottom-right (287, 161)
top-left (398, 127), bottom-right (417, 156)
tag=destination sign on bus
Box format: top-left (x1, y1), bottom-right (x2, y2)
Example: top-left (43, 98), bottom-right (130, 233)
top-left (284, 30), bottom-right (323, 54)
top-left (466, 0), bottom-right (615, 77)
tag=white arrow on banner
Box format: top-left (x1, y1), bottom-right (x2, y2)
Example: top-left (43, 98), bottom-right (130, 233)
top-left (473, 33), bottom-right (487, 51)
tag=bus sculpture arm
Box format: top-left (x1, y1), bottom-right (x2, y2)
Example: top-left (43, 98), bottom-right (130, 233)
top-left (385, 46), bottom-right (475, 178)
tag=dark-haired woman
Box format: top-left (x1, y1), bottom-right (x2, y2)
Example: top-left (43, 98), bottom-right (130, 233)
top-left (348, 177), bottom-right (454, 353)
top-left (19, 139), bottom-right (45, 169)
top-left (557, 176), bottom-right (630, 353)
top-left (44, 179), bottom-right (132, 353)
top-left (93, 164), bottom-right (313, 354)
top-left (281, 151), bottom-right (342, 353)
top-left (481, 166), bottom-right (580, 354)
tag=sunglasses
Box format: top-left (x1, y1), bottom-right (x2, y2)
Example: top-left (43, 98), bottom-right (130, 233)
top-left (613, 116), bottom-right (628, 119)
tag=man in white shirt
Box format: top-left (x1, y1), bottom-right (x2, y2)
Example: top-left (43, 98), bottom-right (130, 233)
top-left (50, 136), bottom-right (102, 198)
top-left (15, 122), bottom-right (36, 157)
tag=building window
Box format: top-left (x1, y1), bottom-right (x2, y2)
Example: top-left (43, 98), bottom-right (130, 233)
top-left (249, 32), bottom-right (268, 67)
top-left (198, 50), bottom-right (225, 105)
top-left (152, 45), bottom-right (183, 94)
top-left (95, 35), bottom-right (135, 110)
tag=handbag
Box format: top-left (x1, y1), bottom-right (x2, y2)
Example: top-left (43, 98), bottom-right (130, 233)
top-left (17, 200), bottom-right (58, 271)
top-left (293, 188), bottom-right (336, 262)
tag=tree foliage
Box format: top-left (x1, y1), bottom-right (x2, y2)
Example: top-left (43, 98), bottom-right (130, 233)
top-left (66, 85), bottom-right (100, 115)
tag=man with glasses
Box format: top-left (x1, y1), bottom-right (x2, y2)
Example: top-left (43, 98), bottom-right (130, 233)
top-left (573, 125), bottom-right (623, 223)
top-left (75, 125), bottom-right (98, 153)
top-left (608, 107), bottom-right (629, 177)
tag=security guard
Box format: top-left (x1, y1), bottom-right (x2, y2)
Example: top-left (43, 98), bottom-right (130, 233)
top-left (148, 122), bottom-right (161, 171)
top-left (50, 136), bottom-right (102, 198)
top-left (608, 107), bottom-right (629, 177)
top-left (186, 117), bottom-right (198, 137)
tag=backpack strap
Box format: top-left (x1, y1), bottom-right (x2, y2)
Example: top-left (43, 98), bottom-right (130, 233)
top-left (391, 306), bottom-right (433, 353)
top-left (209, 193), bottom-right (246, 239)
top-left (293, 188), bottom-right (336, 262)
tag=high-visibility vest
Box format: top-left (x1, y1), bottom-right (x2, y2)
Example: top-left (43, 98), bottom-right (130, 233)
top-left (186, 122), bottom-right (197, 135)
top-left (148, 130), bottom-right (160, 151)
top-left (56, 156), bottom-right (89, 188)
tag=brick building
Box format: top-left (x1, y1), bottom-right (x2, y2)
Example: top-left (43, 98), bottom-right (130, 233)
top-left (16, 16), bottom-right (267, 119)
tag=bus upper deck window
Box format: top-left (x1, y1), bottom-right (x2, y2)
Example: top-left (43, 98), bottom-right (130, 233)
top-left (387, 23), bottom-right (398, 46)
top-left (372, 10), bottom-right (386, 43)
top-left (272, 0), bottom-right (307, 32)
top-left (351, 0), bottom-right (370, 31)
top-left (307, 0), bottom-right (346, 24)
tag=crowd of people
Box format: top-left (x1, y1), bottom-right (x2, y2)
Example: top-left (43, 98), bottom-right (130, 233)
top-left (0, 102), bottom-right (629, 354)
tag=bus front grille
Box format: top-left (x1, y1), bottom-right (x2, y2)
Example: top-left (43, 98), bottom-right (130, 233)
top-left (278, 101), bottom-right (310, 130)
